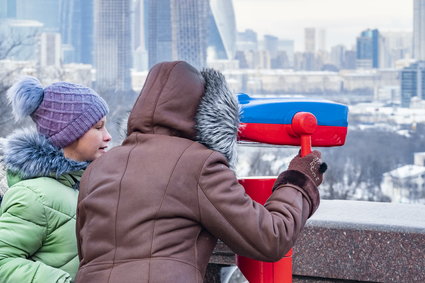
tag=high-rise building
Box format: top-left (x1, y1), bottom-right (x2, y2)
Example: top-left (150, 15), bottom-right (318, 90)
top-left (60, 0), bottom-right (94, 64)
top-left (263, 34), bottom-right (279, 59)
top-left (174, 0), bottom-right (209, 68)
top-left (278, 39), bottom-right (294, 67)
top-left (236, 29), bottom-right (258, 52)
top-left (208, 0), bottom-right (236, 60)
top-left (94, 0), bottom-right (132, 91)
top-left (262, 34), bottom-right (276, 69)
top-left (147, 0), bottom-right (209, 69)
top-left (132, 0), bottom-right (149, 71)
top-left (39, 32), bottom-right (61, 67)
top-left (380, 31), bottom-right (413, 68)
top-left (304, 27), bottom-right (315, 53)
top-left (317, 28), bottom-right (326, 52)
top-left (401, 61), bottom-right (425, 107)
top-left (414, 0), bottom-right (425, 60)
top-left (356, 29), bottom-right (380, 69)
top-left (330, 45), bottom-right (346, 69)
top-left (0, 0), bottom-right (6, 18)
top-left (133, 0), bottom-right (147, 51)
top-left (147, 0), bottom-right (173, 67)
top-left (344, 50), bottom-right (357, 70)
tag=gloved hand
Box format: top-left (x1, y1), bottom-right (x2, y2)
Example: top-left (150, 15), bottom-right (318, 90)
top-left (287, 150), bottom-right (327, 187)
top-left (271, 150), bottom-right (326, 217)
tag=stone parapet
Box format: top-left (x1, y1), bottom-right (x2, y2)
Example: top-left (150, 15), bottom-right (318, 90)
top-left (206, 200), bottom-right (425, 282)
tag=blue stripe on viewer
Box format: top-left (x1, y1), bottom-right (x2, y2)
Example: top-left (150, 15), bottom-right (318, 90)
top-left (238, 93), bottom-right (349, 127)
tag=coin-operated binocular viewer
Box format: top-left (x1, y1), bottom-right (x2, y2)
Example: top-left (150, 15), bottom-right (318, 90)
top-left (236, 94), bottom-right (348, 283)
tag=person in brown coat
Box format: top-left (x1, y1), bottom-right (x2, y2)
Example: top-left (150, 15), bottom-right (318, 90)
top-left (75, 61), bottom-right (326, 283)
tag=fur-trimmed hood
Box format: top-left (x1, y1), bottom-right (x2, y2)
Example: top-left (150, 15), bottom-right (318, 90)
top-left (2, 127), bottom-right (88, 180)
top-left (127, 61), bottom-right (240, 167)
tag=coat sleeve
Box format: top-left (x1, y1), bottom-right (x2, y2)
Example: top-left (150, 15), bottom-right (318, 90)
top-left (197, 152), bottom-right (313, 262)
top-left (0, 185), bottom-right (72, 283)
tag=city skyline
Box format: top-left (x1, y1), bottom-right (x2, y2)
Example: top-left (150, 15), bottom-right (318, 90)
top-left (233, 0), bottom-right (412, 51)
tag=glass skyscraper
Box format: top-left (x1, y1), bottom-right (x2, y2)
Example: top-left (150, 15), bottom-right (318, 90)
top-left (94, 0), bottom-right (132, 92)
top-left (60, 0), bottom-right (94, 64)
top-left (304, 28), bottom-right (316, 53)
top-left (414, 0), bottom-right (425, 60)
top-left (147, 0), bottom-right (173, 67)
top-left (356, 29), bottom-right (380, 69)
top-left (208, 0), bottom-right (236, 60)
top-left (401, 61), bottom-right (425, 107)
top-left (0, 0), bottom-right (16, 18)
top-left (147, 0), bottom-right (209, 69)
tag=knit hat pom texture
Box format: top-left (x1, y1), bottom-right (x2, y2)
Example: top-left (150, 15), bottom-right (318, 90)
top-left (7, 76), bottom-right (44, 121)
top-left (7, 77), bottom-right (109, 148)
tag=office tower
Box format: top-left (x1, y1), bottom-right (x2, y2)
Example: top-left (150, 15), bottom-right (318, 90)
top-left (330, 45), bottom-right (346, 69)
top-left (132, 0), bottom-right (149, 71)
top-left (356, 29), bottom-right (380, 69)
top-left (401, 61), bottom-right (425, 107)
top-left (60, 0), bottom-right (94, 64)
top-left (0, 0), bottom-right (6, 18)
top-left (147, 0), bottom-right (172, 67)
top-left (39, 32), bottom-right (61, 67)
top-left (263, 35), bottom-right (279, 58)
top-left (414, 0), bottom-right (425, 60)
top-left (304, 28), bottom-right (315, 53)
top-left (263, 34), bottom-right (284, 69)
top-left (133, 0), bottom-right (145, 51)
top-left (317, 28), bottom-right (326, 52)
top-left (344, 50), bottom-right (357, 69)
top-left (278, 39), bottom-right (294, 68)
top-left (208, 0), bottom-right (236, 60)
top-left (0, 0), bottom-right (8, 19)
top-left (236, 29), bottom-right (258, 51)
top-left (380, 31), bottom-right (413, 68)
top-left (303, 28), bottom-right (317, 70)
top-left (174, 0), bottom-right (209, 68)
top-left (16, 0), bottom-right (60, 31)
top-left (94, 0), bottom-right (132, 91)
top-left (6, 0), bottom-right (16, 18)
top-left (147, 0), bottom-right (209, 69)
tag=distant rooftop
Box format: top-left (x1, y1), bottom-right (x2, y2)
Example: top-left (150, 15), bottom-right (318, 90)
top-left (0, 18), bottom-right (44, 27)
top-left (385, 164), bottom-right (425, 178)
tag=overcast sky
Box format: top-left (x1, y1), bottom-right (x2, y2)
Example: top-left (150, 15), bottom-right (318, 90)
top-left (232, 0), bottom-right (413, 51)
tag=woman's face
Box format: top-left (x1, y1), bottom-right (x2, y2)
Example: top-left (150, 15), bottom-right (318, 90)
top-left (63, 117), bottom-right (112, 162)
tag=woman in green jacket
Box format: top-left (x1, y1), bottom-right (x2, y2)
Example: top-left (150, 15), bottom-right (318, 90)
top-left (0, 77), bottom-right (111, 282)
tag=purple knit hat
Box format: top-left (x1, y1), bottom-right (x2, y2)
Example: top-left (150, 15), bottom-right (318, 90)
top-left (7, 77), bottom-right (109, 148)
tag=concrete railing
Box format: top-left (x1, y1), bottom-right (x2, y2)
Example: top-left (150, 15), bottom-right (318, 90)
top-left (206, 200), bottom-right (425, 282)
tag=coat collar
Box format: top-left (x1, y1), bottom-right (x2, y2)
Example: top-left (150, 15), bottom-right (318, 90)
top-left (195, 68), bottom-right (240, 169)
top-left (2, 127), bottom-right (88, 181)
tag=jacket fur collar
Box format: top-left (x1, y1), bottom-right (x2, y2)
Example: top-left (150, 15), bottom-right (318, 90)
top-left (196, 68), bottom-right (240, 169)
top-left (2, 127), bottom-right (88, 180)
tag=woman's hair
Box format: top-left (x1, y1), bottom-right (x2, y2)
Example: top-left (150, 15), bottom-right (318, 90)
top-left (7, 76), bottom-right (109, 148)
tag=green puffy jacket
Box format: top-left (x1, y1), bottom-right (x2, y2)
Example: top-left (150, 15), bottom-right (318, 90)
top-left (0, 172), bottom-right (81, 283)
top-left (0, 129), bottom-right (88, 283)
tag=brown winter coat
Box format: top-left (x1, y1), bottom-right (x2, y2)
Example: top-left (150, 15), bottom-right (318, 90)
top-left (76, 61), bottom-right (319, 283)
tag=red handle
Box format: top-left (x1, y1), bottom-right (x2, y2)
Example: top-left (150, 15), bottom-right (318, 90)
top-left (291, 112), bottom-right (318, 157)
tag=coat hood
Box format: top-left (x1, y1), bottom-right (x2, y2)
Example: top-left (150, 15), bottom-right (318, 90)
top-left (127, 61), bottom-right (205, 140)
top-left (127, 61), bottom-right (240, 167)
top-left (2, 127), bottom-right (88, 180)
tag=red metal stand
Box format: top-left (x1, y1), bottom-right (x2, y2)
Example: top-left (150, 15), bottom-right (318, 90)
top-left (237, 178), bottom-right (293, 283)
